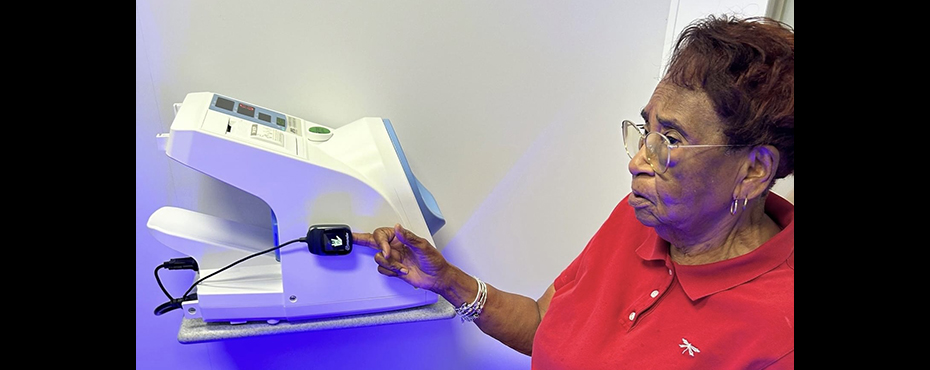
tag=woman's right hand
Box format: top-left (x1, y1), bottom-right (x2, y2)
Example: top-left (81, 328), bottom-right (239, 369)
top-left (357, 224), bottom-right (549, 356)
top-left (353, 224), bottom-right (451, 293)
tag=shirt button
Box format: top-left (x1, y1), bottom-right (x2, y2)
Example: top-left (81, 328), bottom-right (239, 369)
top-left (650, 290), bottom-right (659, 298)
top-left (629, 312), bottom-right (636, 321)
top-left (668, 269), bottom-right (673, 275)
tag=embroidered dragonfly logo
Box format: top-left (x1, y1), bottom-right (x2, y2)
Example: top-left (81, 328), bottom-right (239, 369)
top-left (679, 338), bottom-right (700, 357)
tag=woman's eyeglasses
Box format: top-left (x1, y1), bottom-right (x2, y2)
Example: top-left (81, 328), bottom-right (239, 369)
top-left (621, 120), bottom-right (746, 174)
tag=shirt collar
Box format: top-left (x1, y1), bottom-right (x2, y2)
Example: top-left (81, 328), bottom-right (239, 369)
top-left (635, 194), bottom-right (794, 301)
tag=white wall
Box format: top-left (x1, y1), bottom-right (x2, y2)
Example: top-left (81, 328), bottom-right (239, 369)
top-left (136, 1), bottom-right (792, 369)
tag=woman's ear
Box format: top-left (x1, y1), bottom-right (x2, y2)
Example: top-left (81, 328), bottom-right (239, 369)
top-left (739, 145), bottom-right (779, 200)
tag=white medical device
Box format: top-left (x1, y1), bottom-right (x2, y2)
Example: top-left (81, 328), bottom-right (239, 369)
top-left (147, 92), bottom-right (445, 324)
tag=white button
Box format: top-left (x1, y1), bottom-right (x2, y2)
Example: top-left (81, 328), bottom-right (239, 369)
top-left (629, 312), bottom-right (636, 321)
top-left (650, 290), bottom-right (659, 298)
top-left (668, 269), bottom-right (673, 275)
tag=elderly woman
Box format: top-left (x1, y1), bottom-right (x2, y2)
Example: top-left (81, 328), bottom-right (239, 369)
top-left (354, 14), bottom-right (794, 369)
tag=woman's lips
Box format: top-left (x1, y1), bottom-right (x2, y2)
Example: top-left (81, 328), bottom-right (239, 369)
top-left (628, 189), bottom-right (651, 209)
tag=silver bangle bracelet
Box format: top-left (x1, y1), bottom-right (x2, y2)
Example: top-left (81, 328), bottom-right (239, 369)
top-left (454, 275), bottom-right (487, 323)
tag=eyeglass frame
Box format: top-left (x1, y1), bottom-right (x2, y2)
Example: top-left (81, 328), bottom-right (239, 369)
top-left (621, 119), bottom-right (749, 174)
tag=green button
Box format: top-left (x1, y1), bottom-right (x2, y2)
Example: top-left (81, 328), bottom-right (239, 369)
top-left (308, 126), bottom-right (331, 134)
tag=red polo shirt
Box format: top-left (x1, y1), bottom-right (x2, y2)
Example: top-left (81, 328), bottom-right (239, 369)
top-left (532, 193), bottom-right (794, 369)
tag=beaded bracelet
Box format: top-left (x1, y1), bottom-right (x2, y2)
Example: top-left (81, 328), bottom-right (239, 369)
top-left (454, 275), bottom-right (487, 323)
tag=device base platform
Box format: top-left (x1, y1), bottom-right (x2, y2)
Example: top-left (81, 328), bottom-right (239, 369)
top-left (177, 296), bottom-right (456, 344)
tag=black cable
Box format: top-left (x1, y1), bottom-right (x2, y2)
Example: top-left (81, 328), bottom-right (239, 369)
top-left (155, 257), bottom-right (199, 301)
top-left (153, 259), bottom-right (198, 316)
top-left (180, 237), bottom-right (306, 300)
top-left (154, 264), bottom-right (174, 300)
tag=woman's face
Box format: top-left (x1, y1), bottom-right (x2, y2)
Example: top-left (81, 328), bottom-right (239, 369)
top-left (627, 81), bottom-right (745, 241)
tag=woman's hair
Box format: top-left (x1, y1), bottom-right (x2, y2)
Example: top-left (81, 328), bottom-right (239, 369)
top-left (664, 14), bottom-right (794, 179)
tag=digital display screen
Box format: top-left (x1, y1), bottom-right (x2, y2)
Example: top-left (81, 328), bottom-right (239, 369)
top-left (237, 103), bottom-right (255, 117)
top-left (210, 94), bottom-right (285, 131)
top-left (215, 97), bottom-right (235, 111)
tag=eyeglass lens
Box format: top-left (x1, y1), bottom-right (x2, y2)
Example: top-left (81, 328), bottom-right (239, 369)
top-left (623, 121), bottom-right (669, 173)
top-left (622, 121), bottom-right (642, 159)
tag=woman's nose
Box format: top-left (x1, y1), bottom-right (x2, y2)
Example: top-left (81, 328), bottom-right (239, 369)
top-left (628, 146), bottom-right (654, 176)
